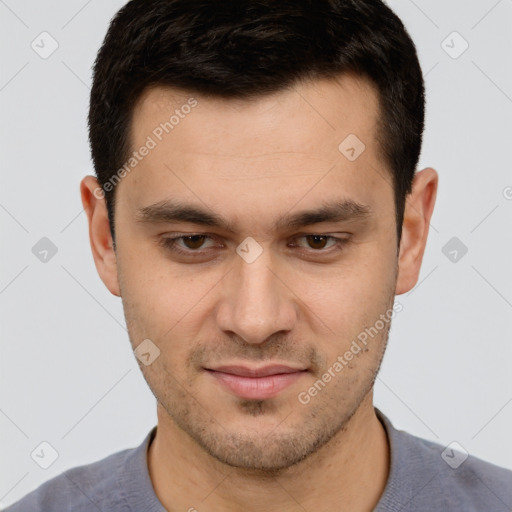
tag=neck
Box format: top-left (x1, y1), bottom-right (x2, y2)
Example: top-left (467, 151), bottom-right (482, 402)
top-left (148, 392), bottom-right (389, 512)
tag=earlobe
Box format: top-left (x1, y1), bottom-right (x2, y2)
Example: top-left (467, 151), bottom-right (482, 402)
top-left (395, 167), bottom-right (438, 295)
top-left (80, 175), bottom-right (121, 297)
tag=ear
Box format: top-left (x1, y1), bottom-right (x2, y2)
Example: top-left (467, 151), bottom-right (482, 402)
top-left (80, 175), bottom-right (120, 297)
top-left (395, 168), bottom-right (438, 295)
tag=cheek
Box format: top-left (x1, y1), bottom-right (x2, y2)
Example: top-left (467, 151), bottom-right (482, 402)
top-left (117, 240), bottom-right (198, 320)
top-left (297, 245), bottom-right (395, 319)
top-left (287, 248), bottom-right (396, 369)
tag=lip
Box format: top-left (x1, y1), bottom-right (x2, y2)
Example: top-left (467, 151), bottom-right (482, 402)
top-left (204, 364), bottom-right (308, 400)
top-left (207, 364), bottom-right (306, 377)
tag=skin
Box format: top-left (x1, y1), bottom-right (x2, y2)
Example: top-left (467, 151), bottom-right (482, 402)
top-left (81, 74), bottom-right (438, 511)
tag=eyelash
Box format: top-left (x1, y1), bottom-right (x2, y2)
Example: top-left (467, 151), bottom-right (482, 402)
top-left (159, 233), bottom-right (350, 257)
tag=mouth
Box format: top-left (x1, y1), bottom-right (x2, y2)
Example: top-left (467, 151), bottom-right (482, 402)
top-left (204, 364), bottom-right (309, 400)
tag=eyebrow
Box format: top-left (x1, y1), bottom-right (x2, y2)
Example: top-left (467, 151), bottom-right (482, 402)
top-left (135, 198), bottom-right (373, 232)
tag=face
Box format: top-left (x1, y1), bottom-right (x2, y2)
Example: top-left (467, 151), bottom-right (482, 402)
top-left (109, 75), bottom-right (400, 471)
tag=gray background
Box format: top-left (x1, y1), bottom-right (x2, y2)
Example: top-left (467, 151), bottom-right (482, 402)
top-left (1, 0), bottom-right (511, 507)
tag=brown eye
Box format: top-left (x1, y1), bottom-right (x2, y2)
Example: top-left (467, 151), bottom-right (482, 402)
top-left (290, 234), bottom-right (348, 254)
top-left (181, 235), bottom-right (207, 249)
top-left (305, 235), bottom-right (330, 250)
top-left (160, 234), bottom-right (216, 254)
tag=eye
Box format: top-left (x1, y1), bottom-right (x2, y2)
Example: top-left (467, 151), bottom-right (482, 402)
top-left (160, 234), bottom-right (216, 254)
top-left (159, 233), bottom-right (349, 258)
top-left (293, 234), bottom-right (339, 251)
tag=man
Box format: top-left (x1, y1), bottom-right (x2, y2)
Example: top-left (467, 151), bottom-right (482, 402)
top-left (6, 0), bottom-right (511, 510)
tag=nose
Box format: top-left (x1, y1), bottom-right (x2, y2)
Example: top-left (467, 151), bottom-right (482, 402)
top-left (215, 244), bottom-right (297, 345)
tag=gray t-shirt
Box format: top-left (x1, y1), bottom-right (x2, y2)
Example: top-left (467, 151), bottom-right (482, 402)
top-left (4, 409), bottom-right (512, 511)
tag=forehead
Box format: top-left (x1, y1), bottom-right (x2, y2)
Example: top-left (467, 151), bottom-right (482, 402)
top-left (118, 75), bottom-right (392, 233)
top-left (131, 74), bottom-right (380, 158)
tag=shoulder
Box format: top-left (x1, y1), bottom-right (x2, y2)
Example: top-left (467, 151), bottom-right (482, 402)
top-left (3, 429), bottom-right (156, 512)
top-left (400, 430), bottom-right (512, 505)
top-left (376, 409), bottom-right (512, 511)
